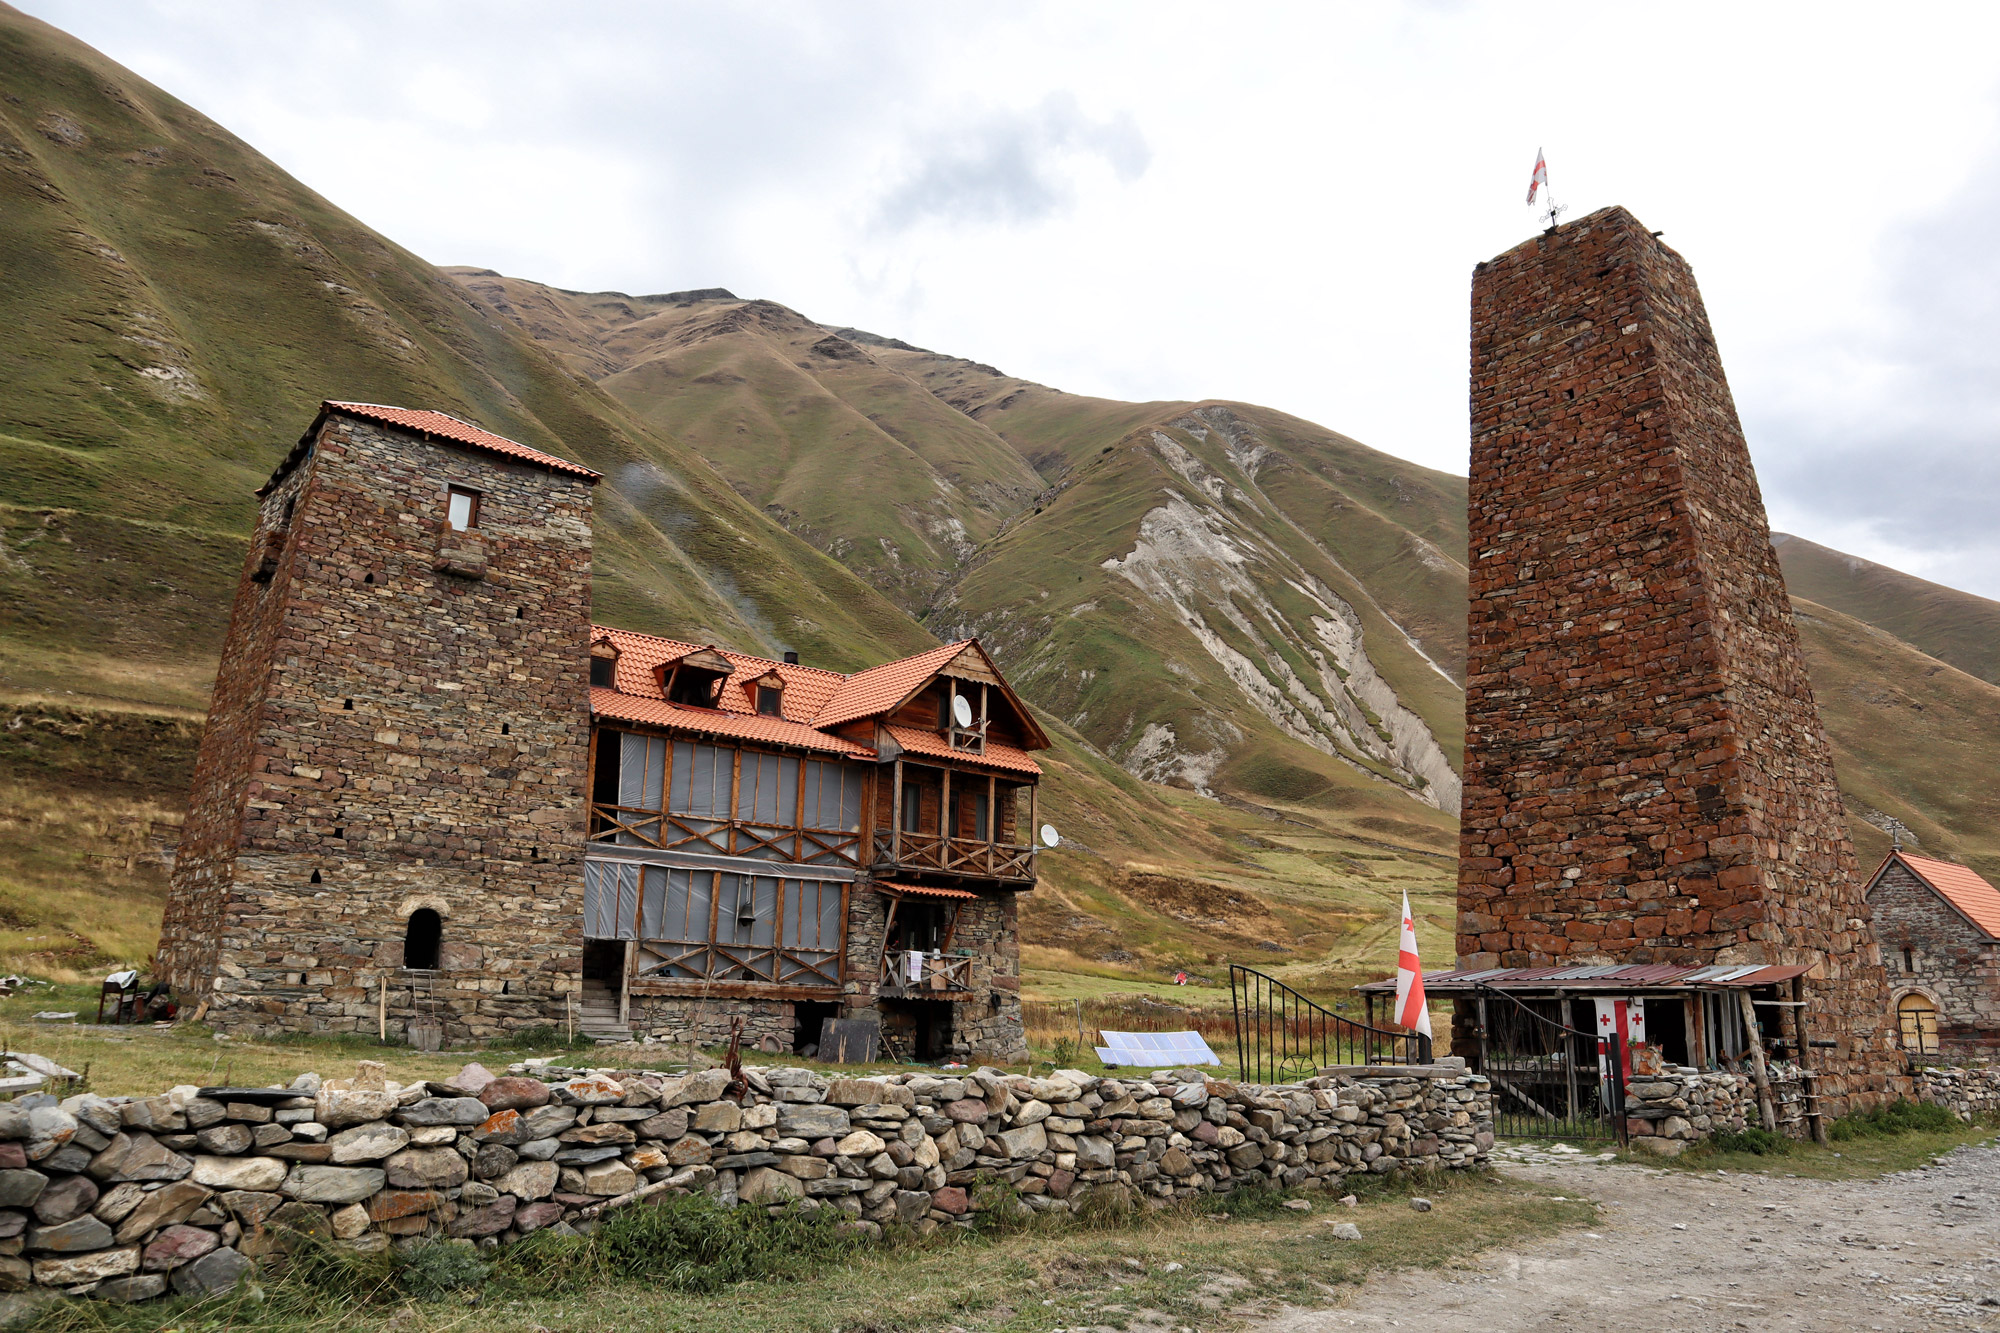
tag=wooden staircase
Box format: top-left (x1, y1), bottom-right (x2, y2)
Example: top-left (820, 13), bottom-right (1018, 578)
top-left (577, 978), bottom-right (631, 1044)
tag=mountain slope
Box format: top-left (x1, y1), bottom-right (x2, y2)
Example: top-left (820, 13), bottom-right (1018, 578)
top-left (1774, 532), bottom-right (2000, 688)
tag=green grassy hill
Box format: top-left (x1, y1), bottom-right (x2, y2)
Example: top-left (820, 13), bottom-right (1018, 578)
top-left (1775, 532), bottom-right (2000, 688)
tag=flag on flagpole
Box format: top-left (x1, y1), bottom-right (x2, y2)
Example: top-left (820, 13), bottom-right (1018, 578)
top-left (1526, 147), bottom-right (1549, 205)
top-left (1394, 892), bottom-right (1432, 1037)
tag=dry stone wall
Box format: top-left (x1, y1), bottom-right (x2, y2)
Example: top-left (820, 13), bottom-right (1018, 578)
top-left (1624, 1062), bottom-right (2000, 1155)
top-left (0, 1059), bottom-right (1491, 1304)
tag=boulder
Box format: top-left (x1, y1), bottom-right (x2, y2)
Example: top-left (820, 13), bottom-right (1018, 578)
top-left (471, 1109), bottom-right (532, 1147)
top-left (315, 1089), bottom-right (399, 1130)
top-left (513, 1200), bottom-right (565, 1233)
top-left (473, 1144), bottom-right (517, 1181)
top-left (90, 1273), bottom-right (166, 1303)
top-left (835, 1129), bottom-right (886, 1157)
top-left (91, 1183), bottom-right (146, 1225)
top-left (25, 1215), bottom-right (113, 1253)
top-left (636, 1108), bottom-right (688, 1141)
top-left (932, 1185), bottom-right (969, 1214)
top-left (112, 1181), bottom-right (213, 1244)
top-left (192, 1155), bottom-right (287, 1192)
top-left (446, 1195), bottom-right (516, 1238)
top-left (0, 1256), bottom-right (24, 1293)
top-left (216, 1191), bottom-right (283, 1228)
top-left (61, 1096), bottom-right (123, 1139)
top-left (32, 1245), bottom-right (139, 1285)
top-left (330, 1203), bottom-right (370, 1240)
top-left (0, 1175), bottom-right (42, 1211)
top-left (737, 1167), bottom-right (804, 1205)
top-left (580, 1162), bottom-right (636, 1196)
top-left (170, 1246), bottom-right (253, 1297)
top-left (660, 1069), bottom-right (731, 1107)
top-left (365, 1190), bottom-right (447, 1223)
top-left (0, 1108), bottom-right (26, 1143)
top-left (561, 1122), bottom-right (636, 1147)
top-left (776, 1104), bottom-right (849, 1137)
top-left (281, 1166), bottom-right (386, 1205)
top-left (29, 1173), bottom-right (97, 1225)
top-left (327, 1123), bottom-right (409, 1163)
top-left (477, 1077), bottom-right (552, 1112)
top-left (495, 1161), bottom-right (559, 1201)
top-left (443, 1063), bottom-right (496, 1095)
top-left (691, 1102), bottom-right (739, 1133)
top-left (521, 1105), bottom-right (577, 1138)
top-left (942, 1099), bottom-right (989, 1124)
top-left (141, 1224), bottom-right (220, 1272)
top-left (397, 1097), bottom-right (487, 1127)
top-left (996, 1123), bottom-right (1048, 1159)
top-left (119, 1096), bottom-right (184, 1134)
top-left (554, 1075), bottom-right (624, 1106)
top-left (86, 1134), bottom-right (192, 1183)
top-left (0, 1146), bottom-right (22, 1172)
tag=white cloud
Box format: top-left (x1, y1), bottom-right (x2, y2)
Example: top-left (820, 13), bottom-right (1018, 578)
top-left (20, 0), bottom-right (2000, 598)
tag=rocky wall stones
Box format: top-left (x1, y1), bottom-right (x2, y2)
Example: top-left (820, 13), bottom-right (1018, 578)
top-left (1460, 206), bottom-right (1904, 1113)
top-left (0, 1059), bottom-right (1492, 1304)
top-left (1868, 859), bottom-right (2000, 1059)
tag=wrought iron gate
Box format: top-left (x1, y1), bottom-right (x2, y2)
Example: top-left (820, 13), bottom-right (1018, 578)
top-left (1230, 966), bottom-right (1420, 1083)
top-left (1471, 987), bottom-right (1626, 1144)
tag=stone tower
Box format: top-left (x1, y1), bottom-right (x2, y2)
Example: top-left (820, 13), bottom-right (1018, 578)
top-left (159, 402), bottom-right (600, 1038)
top-left (1458, 207), bottom-right (1902, 1105)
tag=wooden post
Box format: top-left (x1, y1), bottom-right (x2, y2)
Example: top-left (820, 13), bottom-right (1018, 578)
top-left (940, 765), bottom-right (952, 870)
top-left (1737, 989), bottom-right (1778, 1132)
top-left (728, 748), bottom-right (743, 855)
top-left (890, 759), bottom-right (903, 867)
top-left (986, 773), bottom-right (997, 875)
top-left (378, 975), bottom-right (387, 1043)
top-left (1685, 994), bottom-right (1706, 1069)
top-left (1027, 782), bottom-right (1039, 876)
top-left (620, 941), bottom-right (633, 1027)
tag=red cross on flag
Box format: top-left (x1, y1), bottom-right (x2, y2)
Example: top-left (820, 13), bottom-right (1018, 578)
top-left (1526, 147), bottom-right (1549, 205)
top-left (1394, 892), bottom-right (1432, 1037)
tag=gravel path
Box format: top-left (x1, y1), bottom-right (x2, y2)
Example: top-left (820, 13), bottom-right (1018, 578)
top-left (1261, 1143), bottom-right (2000, 1333)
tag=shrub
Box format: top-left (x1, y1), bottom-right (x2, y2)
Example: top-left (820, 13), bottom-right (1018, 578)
top-left (1829, 1098), bottom-right (1957, 1141)
top-left (1709, 1126), bottom-right (1787, 1156)
top-left (395, 1239), bottom-right (491, 1301)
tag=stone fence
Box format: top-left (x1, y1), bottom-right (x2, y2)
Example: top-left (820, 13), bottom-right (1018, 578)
top-left (1624, 1061), bottom-right (2000, 1156)
top-left (0, 1060), bottom-right (1493, 1304)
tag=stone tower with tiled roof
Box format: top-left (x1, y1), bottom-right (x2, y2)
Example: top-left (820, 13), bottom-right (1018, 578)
top-left (159, 403), bottom-right (600, 1037)
top-left (1456, 207), bottom-right (1904, 1110)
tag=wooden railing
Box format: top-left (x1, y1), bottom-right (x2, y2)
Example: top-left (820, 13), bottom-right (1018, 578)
top-left (589, 803), bottom-right (862, 868)
top-left (871, 831), bottom-right (1034, 882)
top-left (879, 950), bottom-right (974, 998)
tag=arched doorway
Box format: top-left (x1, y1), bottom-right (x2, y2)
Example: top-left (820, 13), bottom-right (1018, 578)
top-left (1895, 992), bottom-right (1938, 1056)
top-left (403, 909), bottom-right (442, 970)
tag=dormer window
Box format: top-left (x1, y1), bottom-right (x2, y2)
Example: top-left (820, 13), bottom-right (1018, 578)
top-left (660, 646), bottom-right (735, 708)
top-left (446, 486), bottom-right (481, 532)
top-left (752, 670), bottom-right (785, 717)
top-left (590, 641), bottom-right (619, 689)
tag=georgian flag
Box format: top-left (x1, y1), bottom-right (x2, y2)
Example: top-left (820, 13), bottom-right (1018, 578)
top-left (1394, 892), bottom-right (1432, 1038)
top-left (1526, 147), bottom-right (1549, 205)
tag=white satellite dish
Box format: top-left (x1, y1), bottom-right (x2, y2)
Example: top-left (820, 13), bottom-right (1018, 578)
top-left (1040, 823), bottom-right (1060, 848)
top-left (951, 694), bottom-right (974, 728)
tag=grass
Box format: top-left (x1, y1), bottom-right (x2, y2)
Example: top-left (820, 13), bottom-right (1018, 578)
top-left (17, 1166), bottom-right (1595, 1333)
top-left (1659, 1103), bottom-right (1998, 1181)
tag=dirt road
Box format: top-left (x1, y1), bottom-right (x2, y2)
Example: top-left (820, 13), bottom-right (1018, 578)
top-left (1262, 1143), bottom-right (2000, 1333)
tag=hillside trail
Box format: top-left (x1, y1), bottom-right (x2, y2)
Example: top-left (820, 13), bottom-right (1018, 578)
top-left (1258, 1143), bottom-right (2000, 1333)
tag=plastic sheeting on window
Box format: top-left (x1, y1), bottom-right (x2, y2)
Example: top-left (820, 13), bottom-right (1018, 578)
top-left (714, 873), bottom-right (778, 948)
top-left (781, 879), bottom-right (842, 952)
top-left (619, 733), bottom-right (666, 813)
top-left (736, 751), bottom-right (800, 826)
top-left (583, 860), bottom-right (639, 939)
top-left (670, 741), bottom-right (732, 819)
top-left (803, 759), bottom-right (863, 832)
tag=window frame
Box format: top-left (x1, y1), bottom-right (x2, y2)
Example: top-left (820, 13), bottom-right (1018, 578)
top-left (446, 485), bottom-right (482, 533)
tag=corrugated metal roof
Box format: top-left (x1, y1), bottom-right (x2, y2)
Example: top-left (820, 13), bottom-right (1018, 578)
top-left (1355, 962), bottom-right (1815, 993)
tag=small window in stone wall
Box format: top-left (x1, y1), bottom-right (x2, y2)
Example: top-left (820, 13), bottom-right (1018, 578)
top-left (446, 487), bottom-right (481, 532)
top-left (404, 908), bottom-right (442, 970)
top-left (1903, 945), bottom-right (1915, 973)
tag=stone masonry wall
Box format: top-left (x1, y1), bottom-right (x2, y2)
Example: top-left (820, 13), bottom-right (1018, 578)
top-left (1458, 206), bottom-right (1902, 1112)
top-left (1913, 1065), bottom-right (2000, 1121)
top-left (160, 413), bottom-right (597, 1039)
top-left (1868, 860), bottom-right (2000, 1058)
top-left (0, 1060), bottom-right (1491, 1304)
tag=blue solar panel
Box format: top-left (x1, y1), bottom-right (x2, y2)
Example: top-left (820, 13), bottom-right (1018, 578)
top-left (1095, 1030), bottom-right (1219, 1067)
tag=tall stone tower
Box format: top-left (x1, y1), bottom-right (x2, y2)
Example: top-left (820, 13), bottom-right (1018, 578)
top-left (159, 402), bottom-right (600, 1038)
top-left (1458, 207), bottom-right (1902, 1105)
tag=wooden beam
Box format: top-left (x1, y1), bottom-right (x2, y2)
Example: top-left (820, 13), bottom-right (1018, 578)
top-left (728, 748), bottom-right (743, 855)
top-left (628, 979), bottom-right (842, 1001)
top-left (1737, 989), bottom-right (1778, 1133)
top-left (891, 759), bottom-right (903, 866)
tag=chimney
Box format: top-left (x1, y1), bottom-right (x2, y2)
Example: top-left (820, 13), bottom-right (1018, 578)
top-left (782, 651), bottom-right (799, 665)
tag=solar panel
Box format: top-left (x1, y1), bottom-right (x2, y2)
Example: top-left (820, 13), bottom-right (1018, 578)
top-left (1095, 1030), bottom-right (1220, 1068)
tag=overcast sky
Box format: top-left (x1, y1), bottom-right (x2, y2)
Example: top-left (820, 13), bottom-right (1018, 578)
top-left (27, 1), bottom-right (2000, 600)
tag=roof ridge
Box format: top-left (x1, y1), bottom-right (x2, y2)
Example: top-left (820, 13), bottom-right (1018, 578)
top-left (591, 624), bottom-right (850, 680)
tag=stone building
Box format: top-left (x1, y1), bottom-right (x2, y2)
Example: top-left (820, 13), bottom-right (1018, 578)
top-left (1454, 206), bottom-right (1903, 1112)
top-left (162, 402), bottom-right (1046, 1061)
top-left (1864, 851), bottom-right (2000, 1060)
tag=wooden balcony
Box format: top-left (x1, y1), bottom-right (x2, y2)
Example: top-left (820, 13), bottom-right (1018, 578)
top-left (871, 831), bottom-right (1035, 884)
top-left (878, 950), bottom-right (974, 1000)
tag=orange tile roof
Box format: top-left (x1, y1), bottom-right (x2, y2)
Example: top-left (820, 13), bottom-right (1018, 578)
top-left (816, 641), bottom-right (972, 728)
top-left (884, 724), bottom-right (1042, 777)
top-left (587, 625), bottom-right (1045, 774)
top-left (590, 688), bottom-right (872, 757)
top-left (1893, 853), bottom-right (2000, 939)
top-left (324, 401), bottom-right (602, 481)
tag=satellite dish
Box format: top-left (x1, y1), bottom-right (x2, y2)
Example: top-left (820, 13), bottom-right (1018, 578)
top-left (951, 694), bottom-right (974, 728)
top-left (1040, 824), bottom-right (1060, 848)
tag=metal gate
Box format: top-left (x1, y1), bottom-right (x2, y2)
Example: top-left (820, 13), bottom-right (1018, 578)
top-left (1230, 965), bottom-right (1421, 1083)
top-left (1472, 987), bottom-right (1626, 1144)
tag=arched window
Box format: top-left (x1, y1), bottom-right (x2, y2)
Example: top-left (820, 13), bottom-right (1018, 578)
top-left (1896, 993), bottom-right (1938, 1056)
top-left (403, 909), bottom-right (442, 970)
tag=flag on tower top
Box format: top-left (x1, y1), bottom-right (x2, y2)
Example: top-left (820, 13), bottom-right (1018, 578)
top-left (1526, 147), bottom-right (1549, 205)
top-left (1394, 892), bottom-right (1432, 1038)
